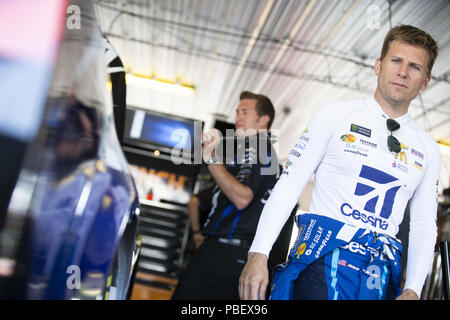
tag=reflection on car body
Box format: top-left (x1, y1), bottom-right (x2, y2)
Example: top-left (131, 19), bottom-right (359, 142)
top-left (0, 0), bottom-right (139, 300)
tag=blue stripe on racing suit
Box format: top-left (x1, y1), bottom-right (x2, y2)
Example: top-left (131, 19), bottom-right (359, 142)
top-left (269, 213), bottom-right (402, 300)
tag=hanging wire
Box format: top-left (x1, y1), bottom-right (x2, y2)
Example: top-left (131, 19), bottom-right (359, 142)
top-left (387, 0), bottom-right (395, 29)
top-left (418, 92), bottom-right (433, 134)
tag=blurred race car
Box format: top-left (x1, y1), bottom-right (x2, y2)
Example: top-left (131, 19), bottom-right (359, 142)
top-left (0, 0), bottom-right (140, 299)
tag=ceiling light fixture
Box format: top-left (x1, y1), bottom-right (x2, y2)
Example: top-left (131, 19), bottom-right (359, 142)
top-left (125, 73), bottom-right (195, 96)
top-left (438, 141), bottom-right (450, 157)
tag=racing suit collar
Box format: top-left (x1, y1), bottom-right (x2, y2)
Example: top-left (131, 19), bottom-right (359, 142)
top-left (365, 96), bottom-right (411, 126)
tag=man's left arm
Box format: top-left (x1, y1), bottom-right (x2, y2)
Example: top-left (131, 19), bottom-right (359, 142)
top-left (399, 146), bottom-right (442, 299)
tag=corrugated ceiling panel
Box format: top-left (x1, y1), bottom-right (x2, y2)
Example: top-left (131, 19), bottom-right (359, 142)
top-left (94, 0), bottom-right (450, 188)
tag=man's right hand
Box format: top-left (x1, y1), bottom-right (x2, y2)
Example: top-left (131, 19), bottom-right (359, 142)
top-left (202, 129), bottom-right (221, 163)
top-left (239, 252), bottom-right (269, 300)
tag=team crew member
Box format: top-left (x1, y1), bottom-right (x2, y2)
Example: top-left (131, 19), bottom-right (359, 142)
top-left (239, 25), bottom-right (441, 300)
top-left (172, 91), bottom-right (279, 300)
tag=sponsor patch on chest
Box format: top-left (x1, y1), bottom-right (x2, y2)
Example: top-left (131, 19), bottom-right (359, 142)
top-left (350, 123), bottom-right (372, 138)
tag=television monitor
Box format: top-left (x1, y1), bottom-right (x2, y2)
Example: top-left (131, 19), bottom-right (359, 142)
top-left (123, 107), bottom-right (202, 156)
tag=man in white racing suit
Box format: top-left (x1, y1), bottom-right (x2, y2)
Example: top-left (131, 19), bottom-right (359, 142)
top-left (239, 25), bottom-right (441, 300)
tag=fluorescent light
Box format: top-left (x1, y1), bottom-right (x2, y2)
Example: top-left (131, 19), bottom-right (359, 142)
top-left (438, 141), bottom-right (450, 156)
top-left (125, 73), bottom-right (195, 96)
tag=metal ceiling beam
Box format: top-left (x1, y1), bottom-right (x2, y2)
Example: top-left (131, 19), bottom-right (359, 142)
top-left (218, 0), bottom-right (276, 115)
top-left (103, 31), bottom-right (373, 94)
top-left (413, 96), bottom-right (450, 121)
top-left (202, 0), bottom-right (236, 87)
top-left (253, 0), bottom-right (317, 93)
top-left (177, 0), bottom-right (198, 79)
top-left (428, 116), bottom-right (450, 133)
top-left (273, 0), bottom-right (361, 124)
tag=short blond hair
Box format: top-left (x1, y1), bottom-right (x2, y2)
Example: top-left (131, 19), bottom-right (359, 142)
top-left (380, 25), bottom-right (439, 76)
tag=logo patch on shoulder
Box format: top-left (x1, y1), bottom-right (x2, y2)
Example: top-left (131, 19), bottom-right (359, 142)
top-left (350, 124), bottom-right (371, 138)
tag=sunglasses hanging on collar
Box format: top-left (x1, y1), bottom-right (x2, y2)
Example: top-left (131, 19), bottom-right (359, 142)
top-left (386, 118), bottom-right (401, 153)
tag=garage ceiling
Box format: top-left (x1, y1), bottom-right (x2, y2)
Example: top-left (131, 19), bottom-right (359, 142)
top-left (93, 0), bottom-right (450, 189)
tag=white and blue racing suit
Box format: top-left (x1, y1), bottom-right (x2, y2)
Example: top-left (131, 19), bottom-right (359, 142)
top-left (249, 96), bottom-right (441, 299)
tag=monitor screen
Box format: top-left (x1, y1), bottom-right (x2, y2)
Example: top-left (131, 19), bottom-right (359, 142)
top-left (124, 108), bottom-right (200, 153)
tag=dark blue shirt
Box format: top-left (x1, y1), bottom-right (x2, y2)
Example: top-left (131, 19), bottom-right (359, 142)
top-left (197, 132), bottom-right (280, 240)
